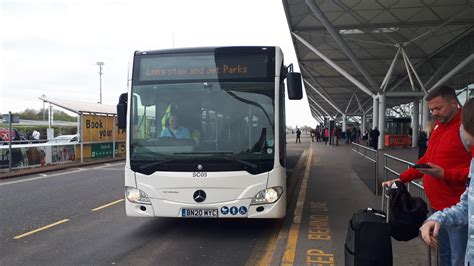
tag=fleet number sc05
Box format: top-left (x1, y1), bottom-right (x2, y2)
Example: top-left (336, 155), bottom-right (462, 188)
top-left (193, 172), bottom-right (207, 177)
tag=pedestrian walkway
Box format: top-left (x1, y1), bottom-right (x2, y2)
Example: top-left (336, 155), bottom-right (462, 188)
top-left (274, 135), bottom-right (429, 265)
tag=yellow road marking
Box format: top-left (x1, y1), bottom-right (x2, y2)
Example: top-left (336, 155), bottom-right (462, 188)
top-left (13, 219), bottom-right (70, 240)
top-left (282, 147), bottom-right (313, 266)
top-left (91, 199), bottom-right (124, 212)
top-left (246, 222), bottom-right (282, 266)
top-left (248, 149), bottom-right (309, 266)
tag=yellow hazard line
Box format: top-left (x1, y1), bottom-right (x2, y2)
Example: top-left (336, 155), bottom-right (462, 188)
top-left (248, 149), bottom-right (310, 266)
top-left (13, 219), bottom-right (70, 240)
top-left (249, 222), bottom-right (282, 266)
top-left (281, 147), bottom-right (313, 265)
top-left (91, 199), bottom-right (124, 212)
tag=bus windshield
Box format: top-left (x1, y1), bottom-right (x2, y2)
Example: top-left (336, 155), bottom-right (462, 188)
top-left (129, 48), bottom-right (277, 174)
top-left (130, 80), bottom-right (275, 174)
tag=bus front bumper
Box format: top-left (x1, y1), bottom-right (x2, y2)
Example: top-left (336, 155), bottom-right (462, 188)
top-left (125, 194), bottom-right (286, 219)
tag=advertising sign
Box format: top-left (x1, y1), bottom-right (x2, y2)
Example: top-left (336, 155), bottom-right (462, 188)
top-left (0, 144), bottom-right (75, 169)
top-left (91, 142), bottom-right (126, 158)
top-left (81, 115), bottom-right (126, 143)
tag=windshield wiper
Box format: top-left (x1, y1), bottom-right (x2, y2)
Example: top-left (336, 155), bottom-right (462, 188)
top-left (137, 159), bottom-right (178, 171)
top-left (221, 155), bottom-right (258, 169)
top-left (174, 152), bottom-right (234, 155)
top-left (224, 90), bottom-right (274, 131)
top-left (174, 152), bottom-right (257, 169)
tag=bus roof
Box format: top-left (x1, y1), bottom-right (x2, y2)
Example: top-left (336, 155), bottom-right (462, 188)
top-left (134, 46), bottom-right (280, 56)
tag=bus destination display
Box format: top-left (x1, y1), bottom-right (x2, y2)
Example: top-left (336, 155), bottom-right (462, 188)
top-left (138, 55), bottom-right (269, 81)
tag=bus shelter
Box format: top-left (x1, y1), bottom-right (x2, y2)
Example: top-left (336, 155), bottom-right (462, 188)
top-left (39, 96), bottom-right (126, 163)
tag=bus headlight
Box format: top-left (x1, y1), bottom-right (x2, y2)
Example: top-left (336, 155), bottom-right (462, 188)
top-left (250, 186), bottom-right (283, 205)
top-left (126, 187), bottom-right (151, 205)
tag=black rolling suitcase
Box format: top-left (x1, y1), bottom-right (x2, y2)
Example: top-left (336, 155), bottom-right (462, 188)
top-left (344, 208), bottom-right (392, 266)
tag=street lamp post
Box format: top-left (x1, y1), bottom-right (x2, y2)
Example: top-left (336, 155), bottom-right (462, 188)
top-left (96, 62), bottom-right (104, 104)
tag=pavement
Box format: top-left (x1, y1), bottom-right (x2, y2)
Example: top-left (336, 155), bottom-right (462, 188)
top-left (272, 134), bottom-right (432, 265)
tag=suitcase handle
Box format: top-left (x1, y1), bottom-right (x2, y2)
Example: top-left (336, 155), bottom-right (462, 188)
top-left (381, 186), bottom-right (390, 222)
top-left (364, 208), bottom-right (386, 219)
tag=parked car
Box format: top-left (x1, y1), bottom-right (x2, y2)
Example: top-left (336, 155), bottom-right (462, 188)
top-left (48, 134), bottom-right (78, 144)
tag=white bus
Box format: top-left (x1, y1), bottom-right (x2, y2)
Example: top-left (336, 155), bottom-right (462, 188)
top-left (117, 46), bottom-right (302, 218)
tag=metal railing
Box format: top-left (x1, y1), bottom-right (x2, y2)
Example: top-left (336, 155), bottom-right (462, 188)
top-left (0, 140), bottom-right (125, 172)
top-left (0, 142), bottom-right (77, 171)
top-left (382, 153), bottom-right (438, 266)
top-left (0, 139), bottom-right (49, 145)
top-left (351, 142), bottom-right (378, 194)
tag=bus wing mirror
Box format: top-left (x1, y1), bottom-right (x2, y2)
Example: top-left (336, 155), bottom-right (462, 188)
top-left (287, 72), bottom-right (303, 100)
top-left (117, 93), bottom-right (128, 130)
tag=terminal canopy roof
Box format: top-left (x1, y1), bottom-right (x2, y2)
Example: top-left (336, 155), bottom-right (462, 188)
top-left (283, 0), bottom-right (474, 119)
top-left (39, 96), bottom-right (117, 115)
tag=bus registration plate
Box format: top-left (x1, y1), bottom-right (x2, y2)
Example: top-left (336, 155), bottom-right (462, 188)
top-left (181, 208), bottom-right (218, 218)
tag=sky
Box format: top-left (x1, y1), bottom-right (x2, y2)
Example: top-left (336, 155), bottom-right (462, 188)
top-left (0, 0), bottom-right (317, 128)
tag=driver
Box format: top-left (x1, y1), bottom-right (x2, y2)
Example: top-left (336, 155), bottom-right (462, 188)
top-left (160, 114), bottom-right (191, 139)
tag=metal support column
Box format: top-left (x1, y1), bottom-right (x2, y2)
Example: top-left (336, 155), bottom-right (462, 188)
top-left (378, 94), bottom-right (386, 150)
top-left (310, 105), bottom-right (325, 120)
top-left (79, 112), bottom-right (84, 163)
top-left (412, 100), bottom-right (419, 148)
top-left (381, 47), bottom-right (401, 91)
top-left (310, 108), bottom-right (324, 124)
top-left (342, 114), bottom-right (347, 132)
top-left (362, 113), bottom-right (366, 133)
top-left (424, 45), bottom-right (462, 89)
top-left (402, 48), bottom-right (417, 91)
top-left (354, 94), bottom-right (364, 113)
top-left (422, 98), bottom-right (430, 131)
top-left (294, 33), bottom-right (375, 98)
top-left (48, 104), bottom-right (53, 128)
top-left (430, 54), bottom-right (474, 92)
top-left (402, 48), bottom-right (428, 94)
top-left (373, 96), bottom-right (379, 130)
top-left (306, 87), bottom-right (338, 117)
top-left (345, 94), bottom-right (354, 114)
top-left (303, 77), bottom-right (344, 115)
top-left (112, 114), bottom-right (116, 159)
top-left (308, 95), bottom-right (333, 119)
top-left (304, 0), bottom-right (380, 91)
top-left (419, 100), bottom-right (424, 129)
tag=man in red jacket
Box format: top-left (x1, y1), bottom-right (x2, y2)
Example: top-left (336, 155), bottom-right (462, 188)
top-left (383, 86), bottom-right (471, 266)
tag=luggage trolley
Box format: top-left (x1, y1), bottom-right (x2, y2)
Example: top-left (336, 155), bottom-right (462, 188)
top-left (382, 184), bottom-right (439, 266)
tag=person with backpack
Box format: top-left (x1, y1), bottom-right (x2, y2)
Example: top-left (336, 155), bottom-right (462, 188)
top-left (382, 86), bottom-right (471, 266)
top-left (420, 98), bottom-right (474, 265)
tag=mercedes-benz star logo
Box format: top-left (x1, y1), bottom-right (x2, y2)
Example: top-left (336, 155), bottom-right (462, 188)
top-left (197, 164), bottom-right (203, 170)
top-left (193, 190), bottom-right (206, 203)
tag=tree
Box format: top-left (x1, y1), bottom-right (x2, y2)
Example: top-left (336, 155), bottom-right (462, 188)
top-left (22, 109), bottom-right (38, 120)
top-left (14, 108), bottom-right (77, 122)
top-left (301, 125), bottom-right (311, 133)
